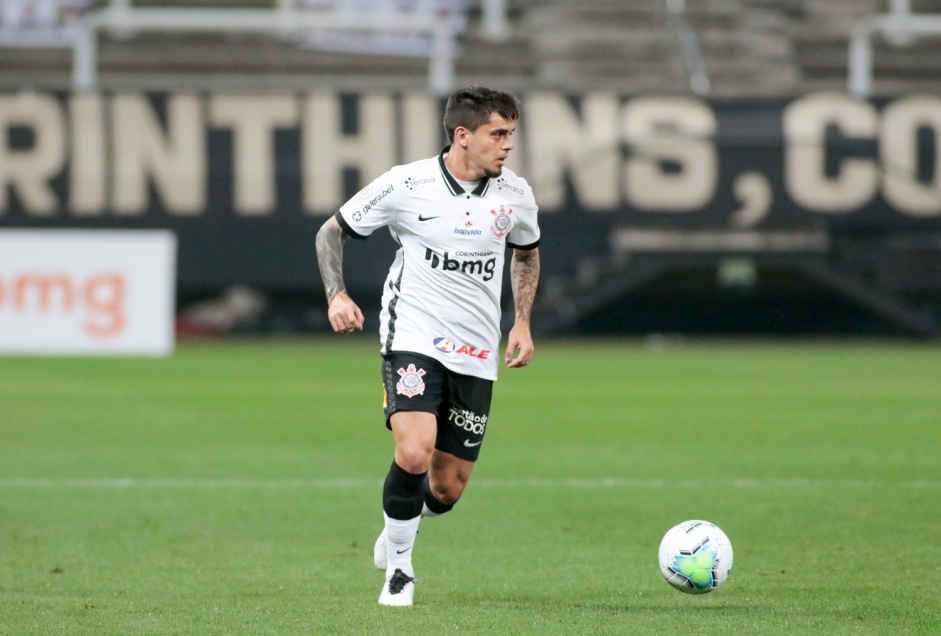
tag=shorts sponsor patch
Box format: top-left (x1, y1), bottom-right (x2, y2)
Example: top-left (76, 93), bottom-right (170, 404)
top-left (396, 363), bottom-right (426, 397)
top-left (449, 407), bottom-right (488, 435)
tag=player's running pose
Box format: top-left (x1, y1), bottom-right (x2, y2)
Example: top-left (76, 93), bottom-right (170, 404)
top-left (315, 86), bottom-right (540, 607)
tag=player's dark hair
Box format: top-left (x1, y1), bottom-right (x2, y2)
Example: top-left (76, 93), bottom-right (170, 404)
top-left (443, 86), bottom-right (519, 142)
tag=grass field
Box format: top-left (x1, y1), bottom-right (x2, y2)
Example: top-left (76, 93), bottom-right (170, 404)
top-left (1, 337), bottom-right (939, 635)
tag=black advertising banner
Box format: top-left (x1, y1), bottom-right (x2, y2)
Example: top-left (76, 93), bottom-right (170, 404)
top-left (1, 91), bottom-right (939, 292)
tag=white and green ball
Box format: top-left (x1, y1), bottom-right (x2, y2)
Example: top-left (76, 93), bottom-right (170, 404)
top-left (658, 520), bottom-right (733, 594)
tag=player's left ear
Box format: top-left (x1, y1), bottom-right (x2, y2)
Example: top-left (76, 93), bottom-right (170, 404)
top-left (455, 126), bottom-right (470, 149)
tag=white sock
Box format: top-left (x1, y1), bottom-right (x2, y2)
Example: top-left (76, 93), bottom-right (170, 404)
top-left (384, 512), bottom-right (420, 577)
top-left (421, 502), bottom-right (440, 518)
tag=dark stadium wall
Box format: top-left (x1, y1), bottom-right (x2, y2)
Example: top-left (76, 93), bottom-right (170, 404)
top-left (1, 91), bottom-right (939, 312)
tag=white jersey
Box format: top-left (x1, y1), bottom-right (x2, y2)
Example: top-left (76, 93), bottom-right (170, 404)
top-left (336, 146), bottom-right (540, 380)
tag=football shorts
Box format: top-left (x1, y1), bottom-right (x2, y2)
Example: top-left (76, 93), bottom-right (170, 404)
top-left (381, 351), bottom-right (493, 461)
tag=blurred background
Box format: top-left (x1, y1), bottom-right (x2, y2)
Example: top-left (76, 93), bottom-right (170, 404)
top-left (2, 0), bottom-right (940, 345)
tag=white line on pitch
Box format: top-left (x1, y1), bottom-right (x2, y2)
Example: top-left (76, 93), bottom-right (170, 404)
top-left (0, 477), bottom-right (937, 489)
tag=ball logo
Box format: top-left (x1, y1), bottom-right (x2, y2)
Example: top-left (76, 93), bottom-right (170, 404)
top-left (396, 363), bottom-right (426, 397)
top-left (433, 337), bottom-right (456, 353)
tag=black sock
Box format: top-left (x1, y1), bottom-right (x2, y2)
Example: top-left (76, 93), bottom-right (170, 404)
top-left (382, 460), bottom-right (426, 520)
top-left (422, 474), bottom-right (455, 516)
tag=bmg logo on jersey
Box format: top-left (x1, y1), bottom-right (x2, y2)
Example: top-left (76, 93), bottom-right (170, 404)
top-left (424, 248), bottom-right (496, 281)
top-left (449, 407), bottom-right (488, 435)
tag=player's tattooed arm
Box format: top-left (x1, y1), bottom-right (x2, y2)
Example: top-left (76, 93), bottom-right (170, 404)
top-left (506, 247), bottom-right (540, 368)
top-left (316, 216), bottom-right (365, 334)
top-left (315, 216), bottom-right (348, 302)
top-left (510, 247), bottom-right (540, 323)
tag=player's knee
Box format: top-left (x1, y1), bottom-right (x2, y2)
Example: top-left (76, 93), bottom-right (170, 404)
top-left (395, 444), bottom-right (433, 475)
top-left (433, 474), bottom-right (468, 505)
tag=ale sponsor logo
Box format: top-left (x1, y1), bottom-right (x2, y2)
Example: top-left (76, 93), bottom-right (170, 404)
top-left (433, 337), bottom-right (490, 359)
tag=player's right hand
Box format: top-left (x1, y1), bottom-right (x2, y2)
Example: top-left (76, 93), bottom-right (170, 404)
top-left (328, 291), bottom-right (364, 335)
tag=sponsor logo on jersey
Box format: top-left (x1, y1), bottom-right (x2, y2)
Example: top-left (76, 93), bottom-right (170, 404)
top-left (396, 363), bottom-right (426, 397)
top-left (405, 177), bottom-right (436, 190)
top-left (433, 337), bottom-right (456, 353)
top-left (424, 248), bottom-right (496, 281)
top-left (496, 177), bottom-right (524, 195)
top-left (354, 184), bottom-right (394, 216)
top-left (453, 227), bottom-right (482, 236)
top-left (490, 205), bottom-right (513, 238)
top-left (449, 407), bottom-right (488, 435)
top-left (433, 337), bottom-right (490, 359)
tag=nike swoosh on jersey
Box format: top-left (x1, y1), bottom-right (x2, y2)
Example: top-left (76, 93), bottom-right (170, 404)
top-left (418, 215), bottom-right (440, 221)
top-left (463, 440), bottom-right (482, 448)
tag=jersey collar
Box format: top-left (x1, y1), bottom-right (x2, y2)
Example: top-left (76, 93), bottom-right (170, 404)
top-left (438, 145), bottom-right (491, 197)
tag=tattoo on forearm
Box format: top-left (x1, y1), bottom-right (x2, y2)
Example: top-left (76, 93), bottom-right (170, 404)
top-left (511, 248), bottom-right (540, 323)
top-left (315, 218), bottom-right (348, 302)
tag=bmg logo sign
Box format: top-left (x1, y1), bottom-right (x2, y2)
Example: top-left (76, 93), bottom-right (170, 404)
top-left (424, 248), bottom-right (496, 281)
top-left (0, 230), bottom-right (176, 356)
top-left (0, 272), bottom-right (126, 337)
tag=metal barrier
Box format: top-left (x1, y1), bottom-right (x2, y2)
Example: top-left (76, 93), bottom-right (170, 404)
top-left (72, 0), bottom-right (475, 94)
top-left (849, 0), bottom-right (941, 96)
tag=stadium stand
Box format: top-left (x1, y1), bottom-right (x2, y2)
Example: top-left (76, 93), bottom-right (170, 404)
top-left (2, 1), bottom-right (940, 337)
top-left (2, 0), bottom-right (941, 95)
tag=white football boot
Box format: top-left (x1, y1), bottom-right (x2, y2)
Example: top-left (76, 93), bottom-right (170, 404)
top-left (378, 568), bottom-right (415, 607)
top-left (373, 527), bottom-right (387, 570)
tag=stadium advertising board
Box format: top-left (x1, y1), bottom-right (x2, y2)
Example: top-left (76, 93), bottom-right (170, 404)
top-left (0, 91), bottom-right (939, 290)
top-left (0, 230), bottom-right (176, 355)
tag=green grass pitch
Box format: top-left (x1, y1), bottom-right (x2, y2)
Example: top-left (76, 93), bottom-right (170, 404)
top-left (1, 338), bottom-right (939, 635)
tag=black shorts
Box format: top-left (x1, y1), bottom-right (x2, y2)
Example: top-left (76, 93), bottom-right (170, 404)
top-left (381, 351), bottom-right (493, 462)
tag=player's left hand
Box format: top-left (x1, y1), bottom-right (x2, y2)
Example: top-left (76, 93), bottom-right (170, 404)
top-left (505, 322), bottom-right (534, 368)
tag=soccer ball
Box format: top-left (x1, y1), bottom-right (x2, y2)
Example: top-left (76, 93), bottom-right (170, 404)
top-left (658, 520), bottom-right (733, 594)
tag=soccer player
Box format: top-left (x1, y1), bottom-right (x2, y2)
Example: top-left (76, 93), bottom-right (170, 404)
top-left (315, 86), bottom-right (540, 607)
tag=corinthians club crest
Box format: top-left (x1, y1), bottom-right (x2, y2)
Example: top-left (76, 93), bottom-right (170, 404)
top-left (396, 364), bottom-right (426, 397)
top-left (490, 205), bottom-right (513, 238)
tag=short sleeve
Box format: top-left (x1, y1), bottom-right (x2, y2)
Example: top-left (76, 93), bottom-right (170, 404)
top-left (337, 170), bottom-right (402, 239)
top-left (506, 181), bottom-right (540, 250)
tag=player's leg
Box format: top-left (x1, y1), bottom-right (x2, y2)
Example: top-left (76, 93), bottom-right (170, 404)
top-left (423, 450), bottom-right (474, 517)
top-left (377, 410), bottom-right (435, 606)
top-left (376, 353), bottom-right (444, 606)
top-left (384, 410), bottom-right (436, 576)
top-left (421, 369), bottom-right (493, 515)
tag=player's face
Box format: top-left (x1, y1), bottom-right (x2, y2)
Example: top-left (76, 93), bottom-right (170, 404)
top-left (466, 113), bottom-right (516, 179)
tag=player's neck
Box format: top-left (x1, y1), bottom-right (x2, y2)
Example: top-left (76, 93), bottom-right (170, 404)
top-left (443, 148), bottom-right (483, 184)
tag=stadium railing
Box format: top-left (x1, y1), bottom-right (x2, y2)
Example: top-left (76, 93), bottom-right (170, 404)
top-left (849, 0), bottom-right (941, 95)
top-left (69, 0), bottom-right (490, 95)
